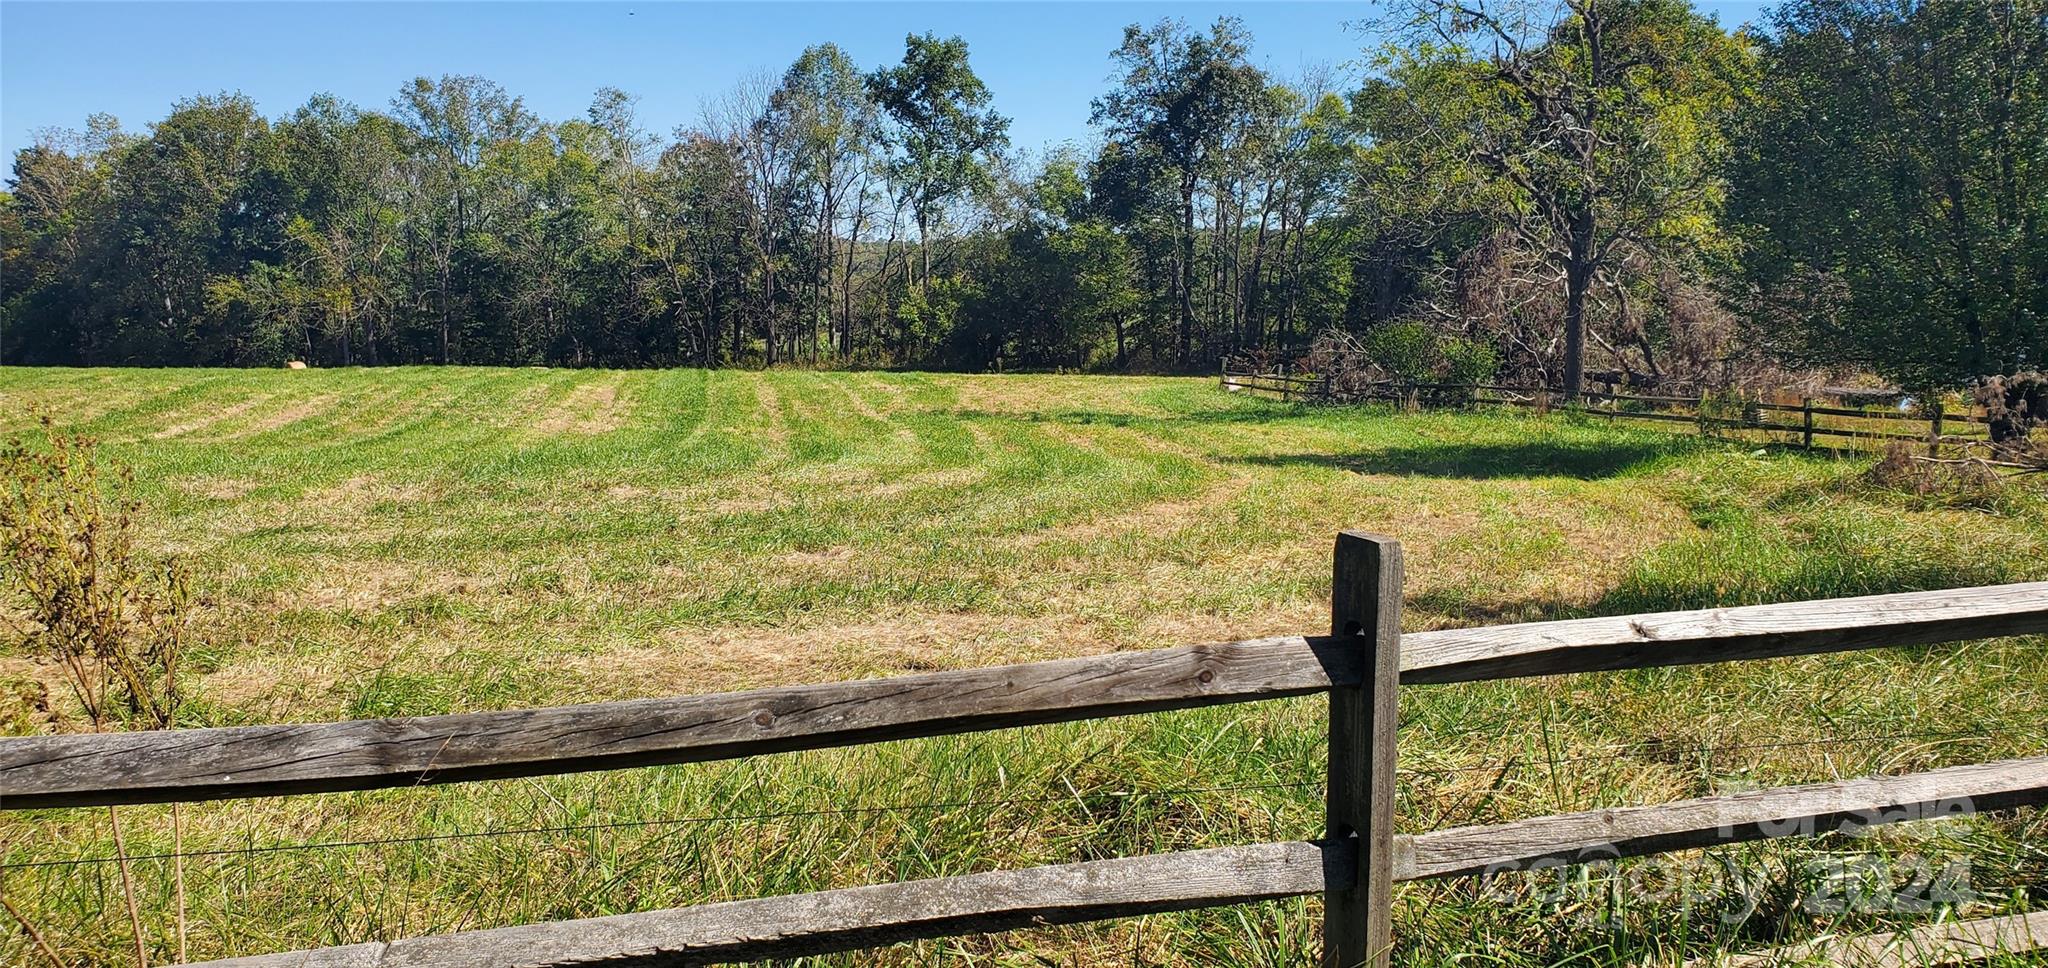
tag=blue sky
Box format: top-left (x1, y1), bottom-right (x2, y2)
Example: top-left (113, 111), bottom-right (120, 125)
top-left (0, 1), bottom-right (1772, 165)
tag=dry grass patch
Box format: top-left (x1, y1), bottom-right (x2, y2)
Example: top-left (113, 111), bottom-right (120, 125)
top-left (856, 466), bottom-right (985, 499)
top-left (151, 395), bottom-right (269, 439)
top-left (531, 375), bottom-right (632, 435)
top-left (750, 378), bottom-right (793, 452)
top-left (559, 609), bottom-right (1266, 701)
top-left (1011, 476), bottom-right (1253, 550)
top-left (279, 556), bottom-right (472, 614)
top-left (228, 393), bottom-right (342, 436)
top-left (942, 374), bottom-right (1174, 418)
top-left (198, 660), bottom-right (346, 721)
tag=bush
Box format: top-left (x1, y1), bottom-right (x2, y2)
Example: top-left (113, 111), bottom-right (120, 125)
top-left (1, 415), bottom-right (196, 962)
top-left (1363, 321), bottom-right (1437, 382)
top-left (1439, 337), bottom-right (1500, 387)
top-left (0, 416), bottom-right (189, 729)
top-left (1307, 324), bottom-right (1503, 404)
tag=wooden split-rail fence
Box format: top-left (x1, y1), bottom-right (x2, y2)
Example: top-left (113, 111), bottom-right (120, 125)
top-left (1220, 363), bottom-right (2004, 458)
top-left (4, 534), bottom-right (2048, 966)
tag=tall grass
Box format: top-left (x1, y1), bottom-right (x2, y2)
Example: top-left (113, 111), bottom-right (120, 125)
top-left (0, 367), bottom-right (2042, 966)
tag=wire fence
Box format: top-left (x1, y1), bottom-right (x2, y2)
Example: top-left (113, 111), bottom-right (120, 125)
top-left (11, 721), bottom-right (2039, 873)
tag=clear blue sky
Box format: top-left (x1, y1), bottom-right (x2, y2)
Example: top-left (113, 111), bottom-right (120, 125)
top-left (0, 1), bottom-right (1772, 165)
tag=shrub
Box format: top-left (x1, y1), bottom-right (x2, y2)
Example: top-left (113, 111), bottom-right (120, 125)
top-left (1439, 337), bottom-right (1500, 387)
top-left (1306, 324), bottom-right (1505, 405)
top-left (0, 415), bottom-right (197, 963)
top-left (1, 417), bottom-right (189, 729)
top-left (1362, 321), bottom-right (1437, 382)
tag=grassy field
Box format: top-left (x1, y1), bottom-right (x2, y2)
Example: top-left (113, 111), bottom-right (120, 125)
top-left (1, 366), bottom-right (2044, 966)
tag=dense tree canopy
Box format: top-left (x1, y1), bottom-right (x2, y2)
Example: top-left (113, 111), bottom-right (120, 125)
top-left (1365, 0), bottom-right (1753, 398)
top-left (1731, 0), bottom-right (2048, 388)
top-left (3, 3), bottom-right (2042, 393)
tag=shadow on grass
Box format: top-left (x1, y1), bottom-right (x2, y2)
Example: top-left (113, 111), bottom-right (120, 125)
top-left (1411, 533), bottom-right (2038, 631)
top-left (1232, 439), bottom-right (1687, 480)
top-left (943, 406), bottom-right (1323, 429)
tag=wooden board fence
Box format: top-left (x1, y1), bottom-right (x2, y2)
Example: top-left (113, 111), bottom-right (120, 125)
top-left (1703, 910), bottom-right (2048, 967)
top-left (1219, 365), bottom-right (2003, 456)
top-left (185, 755), bottom-right (2048, 967)
top-left (188, 841), bottom-right (1356, 968)
top-left (4, 535), bottom-right (2045, 966)
top-left (5, 582), bottom-right (2042, 810)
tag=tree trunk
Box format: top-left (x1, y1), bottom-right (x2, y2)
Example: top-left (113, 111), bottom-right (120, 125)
top-left (1179, 177), bottom-right (1197, 368)
top-left (1562, 260), bottom-right (1590, 403)
top-left (1245, 182), bottom-right (1276, 350)
top-left (1560, 204), bottom-right (1598, 402)
top-left (437, 255), bottom-right (454, 365)
top-left (917, 210), bottom-right (931, 298)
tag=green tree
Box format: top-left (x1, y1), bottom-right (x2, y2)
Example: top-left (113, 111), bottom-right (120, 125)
top-left (773, 45), bottom-right (883, 362)
top-left (101, 94), bottom-right (289, 364)
top-left (867, 33), bottom-right (1010, 303)
top-left (391, 75), bottom-right (537, 362)
top-left (1731, 0), bottom-right (2048, 388)
top-left (653, 131), bottom-right (752, 366)
top-left (1092, 17), bottom-right (1267, 366)
top-left (272, 95), bottom-right (406, 364)
top-left (966, 156), bottom-right (1140, 370)
top-left (1368, 0), bottom-right (1752, 399)
top-left (1264, 86), bottom-right (1360, 353)
top-left (3, 131), bottom-right (109, 362)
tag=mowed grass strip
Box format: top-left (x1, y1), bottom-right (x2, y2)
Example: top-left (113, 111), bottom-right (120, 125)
top-left (0, 367), bottom-right (2044, 967)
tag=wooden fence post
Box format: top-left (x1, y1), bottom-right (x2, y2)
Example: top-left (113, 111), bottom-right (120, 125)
top-left (1802, 397), bottom-right (1815, 449)
top-left (1324, 532), bottom-right (1402, 968)
top-left (1929, 400), bottom-right (1944, 457)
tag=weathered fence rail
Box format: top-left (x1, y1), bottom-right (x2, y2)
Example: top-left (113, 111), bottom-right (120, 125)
top-left (1707, 910), bottom-right (2048, 967)
top-left (4, 537), bottom-right (2045, 967)
top-left (7, 582), bottom-right (2040, 811)
top-left (169, 756), bottom-right (2048, 968)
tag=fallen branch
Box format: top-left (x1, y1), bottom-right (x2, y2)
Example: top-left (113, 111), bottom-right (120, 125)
top-left (1907, 455), bottom-right (2035, 471)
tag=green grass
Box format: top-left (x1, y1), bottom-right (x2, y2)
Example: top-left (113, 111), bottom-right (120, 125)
top-left (0, 367), bottom-right (2044, 967)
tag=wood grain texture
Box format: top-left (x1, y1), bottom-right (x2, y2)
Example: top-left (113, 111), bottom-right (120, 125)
top-left (4, 584), bottom-right (2042, 810)
top-left (1698, 910), bottom-right (2048, 967)
top-left (1323, 533), bottom-right (1401, 968)
top-left (0, 635), bottom-right (1360, 809)
top-left (182, 839), bottom-right (1353, 968)
top-left (1397, 581), bottom-right (2048, 685)
top-left (1400, 755), bottom-right (2048, 881)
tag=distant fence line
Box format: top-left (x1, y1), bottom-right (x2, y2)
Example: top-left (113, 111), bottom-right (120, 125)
top-left (4, 538), bottom-right (2047, 966)
top-left (1220, 363), bottom-right (1999, 458)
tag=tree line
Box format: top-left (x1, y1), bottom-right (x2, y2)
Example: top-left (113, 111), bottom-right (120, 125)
top-left (3, 0), bottom-right (2044, 396)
